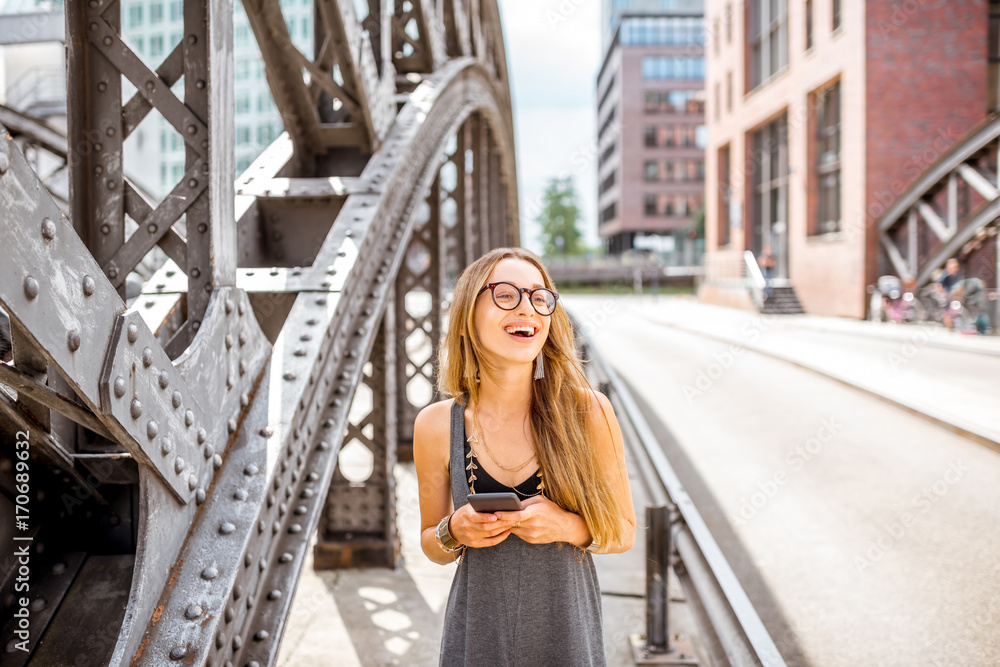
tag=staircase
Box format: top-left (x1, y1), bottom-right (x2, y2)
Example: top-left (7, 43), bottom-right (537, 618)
top-left (762, 286), bottom-right (805, 314)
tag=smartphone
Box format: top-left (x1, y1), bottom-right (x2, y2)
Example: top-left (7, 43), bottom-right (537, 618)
top-left (467, 492), bottom-right (523, 513)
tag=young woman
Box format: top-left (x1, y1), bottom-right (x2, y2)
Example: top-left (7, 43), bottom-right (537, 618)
top-left (413, 247), bottom-right (636, 666)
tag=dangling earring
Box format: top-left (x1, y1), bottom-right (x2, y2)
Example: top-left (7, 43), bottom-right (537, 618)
top-left (533, 350), bottom-right (545, 380)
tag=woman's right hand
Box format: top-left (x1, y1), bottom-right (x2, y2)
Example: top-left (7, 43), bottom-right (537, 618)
top-left (448, 504), bottom-right (514, 548)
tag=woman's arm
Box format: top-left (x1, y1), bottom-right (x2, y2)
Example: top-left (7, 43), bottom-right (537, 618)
top-left (413, 401), bottom-right (514, 565)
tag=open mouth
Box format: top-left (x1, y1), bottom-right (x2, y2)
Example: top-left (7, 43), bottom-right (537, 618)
top-left (504, 325), bottom-right (538, 339)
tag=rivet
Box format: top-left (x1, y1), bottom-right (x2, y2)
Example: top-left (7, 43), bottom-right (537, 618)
top-left (293, 349), bottom-right (306, 357)
top-left (279, 552), bottom-right (293, 564)
top-left (306, 318), bottom-right (318, 326)
top-left (130, 399), bottom-right (142, 420)
top-left (173, 391), bottom-right (183, 409)
top-left (232, 636), bottom-right (242, 651)
top-left (192, 319), bottom-right (201, 331)
top-left (28, 597), bottom-right (46, 612)
top-left (191, 268), bottom-right (201, 279)
top-left (244, 464), bottom-right (259, 476)
top-left (52, 561), bottom-right (67, 575)
top-left (239, 360), bottom-right (247, 376)
top-left (127, 323), bottom-right (139, 344)
top-left (96, 81), bottom-right (106, 91)
top-left (94, 143), bottom-right (103, 152)
top-left (226, 373), bottom-right (233, 390)
top-left (187, 124), bottom-right (197, 135)
top-left (259, 428), bottom-right (273, 438)
top-left (213, 454), bottom-right (222, 469)
top-left (306, 472), bottom-right (319, 482)
top-left (158, 370), bottom-right (169, 389)
top-left (238, 301), bottom-right (245, 316)
top-left (161, 438), bottom-right (173, 455)
top-left (317, 442), bottom-right (330, 452)
top-left (234, 489), bottom-right (248, 501)
top-left (168, 646), bottom-right (187, 661)
top-left (294, 505), bottom-right (307, 516)
top-left (283, 372), bottom-right (297, 381)
top-left (197, 223), bottom-right (207, 233)
top-left (278, 502), bottom-right (287, 516)
top-left (40, 218), bottom-right (56, 241)
top-left (254, 630), bottom-right (269, 642)
top-left (95, 165), bottom-right (103, 175)
top-left (142, 347), bottom-right (153, 367)
top-left (197, 428), bottom-right (207, 444)
top-left (238, 329), bottom-right (247, 346)
top-left (224, 299), bottom-right (233, 314)
top-left (82, 275), bottom-right (95, 296)
top-left (188, 473), bottom-right (197, 490)
top-left (187, 34), bottom-right (197, 45)
top-left (219, 522), bottom-right (236, 535)
top-left (240, 393), bottom-right (249, 407)
top-left (271, 522), bottom-right (279, 535)
top-left (106, 128), bottom-right (115, 137)
top-left (224, 607), bottom-right (234, 623)
top-left (107, 267), bottom-right (118, 280)
top-left (204, 444), bottom-right (214, 459)
top-left (227, 419), bottom-right (237, 434)
top-left (145, 80), bottom-right (155, 91)
top-left (147, 223), bottom-right (157, 235)
top-left (107, 179), bottom-right (116, 190)
top-left (300, 334), bottom-right (312, 342)
top-left (196, 79), bottom-right (206, 89)
top-left (201, 566), bottom-right (218, 580)
top-left (146, 420), bottom-right (158, 439)
top-left (288, 523), bottom-right (302, 534)
top-left (196, 488), bottom-right (206, 503)
top-left (215, 633), bottom-right (225, 649)
top-left (188, 178), bottom-right (198, 188)
top-left (301, 488), bottom-right (315, 499)
top-left (267, 589), bottom-right (282, 601)
top-left (67, 330), bottom-right (81, 352)
top-left (184, 604), bottom-right (202, 620)
top-left (174, 457), bottom-right (185, 474)
top-left (102, 36), bottom-right (112, 46)
top-left (315, 297), bottom-right (327, 306)
top-left (23, 276), bottom-right (39, 300)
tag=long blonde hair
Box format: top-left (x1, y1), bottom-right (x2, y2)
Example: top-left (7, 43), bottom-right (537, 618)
top-left (437, 247), bottom-right (630, 549)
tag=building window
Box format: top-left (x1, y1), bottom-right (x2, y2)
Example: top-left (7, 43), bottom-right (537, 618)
top-left (644, 195), bottom-right (657, 216)
top-left (150, 2), bottom-right (164, 24)
top-left (620, 16), bottom-right (705, 46)
top-left (725, 3), bottom-right (732, 44)
top-left (990, 0), bottom-right (1000, 110)
top-left (128, 5), bottom-right (143, 27)
top-left (832, 0), bottom-right (842, 31)
top-left (713, 17), bottom-right (720, 56)
top-left (726, 71), bottom-right (733, 113)
top-left (598, 75), bottom-right (616, 113)
top-left (150, 35), bottom-right (164, 58)
top-left (600, 170), bottom-right (617, 196)
top-left (644, 126), bottom-right (656, 147)
top-left (806, 0), bottom-right (814, 50)
top-left (643, 90), bottom-right (705, 114)
top-left (813, 81), bottom-right (841, 234)
top-left (750, 114), bottom-right (789, 260)
top-left (748, 0), bottom-right (788, 90)
top-left (718, 144), bottom-right (731, 246)
top-left (170, 1), bottom-right (183, 21)
top-left (644, 161), bottom-right (659, 182)
top-left (598, 106), bottom-right (617, 140)
top-left (641, 56), bottom-right (705, 80)
top-left (599, 142), bottom-right (616, 168)
top-left (713, 82), bottom-right (720, 122)
top-left (600, 202), bottom-right (617, 225)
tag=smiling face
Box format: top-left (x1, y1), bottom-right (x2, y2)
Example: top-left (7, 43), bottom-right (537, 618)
top-left (472, 258), bottom-right (551, 370)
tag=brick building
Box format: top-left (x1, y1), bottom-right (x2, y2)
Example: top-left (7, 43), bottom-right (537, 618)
top-left (596, 8), bottom-right (707, 255)
top-left (701, 0), bottom-right (991, 317)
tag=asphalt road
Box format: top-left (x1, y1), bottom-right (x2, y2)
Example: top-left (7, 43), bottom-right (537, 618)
top-left (565, 295), bottom-right (1000, 667)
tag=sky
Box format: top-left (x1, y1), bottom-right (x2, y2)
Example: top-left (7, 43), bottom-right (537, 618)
top-left (496, 0), bottom-right (603, 254)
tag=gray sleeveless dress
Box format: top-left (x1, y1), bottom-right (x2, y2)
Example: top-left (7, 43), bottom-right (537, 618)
top-left (439, 400), bottom-right (606, 666)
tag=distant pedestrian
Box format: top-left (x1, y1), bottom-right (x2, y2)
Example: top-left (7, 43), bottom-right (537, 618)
top-left (938, 259), bottom-right (963, 329)
top-left (414, 247), bottom-right (636, 667)
top-left (758, 245), bottom-right (776, 300)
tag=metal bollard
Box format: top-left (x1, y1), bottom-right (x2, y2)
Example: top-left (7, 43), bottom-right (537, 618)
top-left (646, 505), bottom-right (670, 652)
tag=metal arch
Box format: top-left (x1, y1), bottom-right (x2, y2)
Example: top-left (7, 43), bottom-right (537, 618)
top-left (0, 1), bottom-right (517, 665)
top-left (875, 113), bottom-right (1000, 285)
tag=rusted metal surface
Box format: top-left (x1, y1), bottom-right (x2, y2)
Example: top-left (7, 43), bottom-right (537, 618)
top-left (0, 1), bottom-right (516, 665)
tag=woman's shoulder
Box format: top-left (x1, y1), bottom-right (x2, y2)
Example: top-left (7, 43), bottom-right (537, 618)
top-left (414, 397), bottom-right (457, 442)
top-left (573, 385), bottom-right (613, 414)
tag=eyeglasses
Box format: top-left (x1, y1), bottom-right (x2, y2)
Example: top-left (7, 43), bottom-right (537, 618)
top-left (477, 281), bottom-right (559, 316)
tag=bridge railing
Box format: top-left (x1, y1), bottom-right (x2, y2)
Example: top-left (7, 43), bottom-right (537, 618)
top-left (576, 320), bottom-right (787, 667)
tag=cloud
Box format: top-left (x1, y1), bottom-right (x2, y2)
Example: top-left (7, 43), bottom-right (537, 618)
top-left (497, 0), bottom-right (603, 252)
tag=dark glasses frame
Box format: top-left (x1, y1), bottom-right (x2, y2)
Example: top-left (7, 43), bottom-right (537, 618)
top-left (477, 281), bottom-right (560, 316)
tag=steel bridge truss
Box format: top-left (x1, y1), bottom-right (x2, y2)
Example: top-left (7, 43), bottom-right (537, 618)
top-left (0, 1), bottom-right (517, 665)
top-left (877, 113), bottom-right (1000, 287)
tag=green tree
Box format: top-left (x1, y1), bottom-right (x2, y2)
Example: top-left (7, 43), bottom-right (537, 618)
top-left (537, 176), bottom-right (584, 257)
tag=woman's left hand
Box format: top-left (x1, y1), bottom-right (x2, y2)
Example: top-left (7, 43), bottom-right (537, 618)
top-left (499, 495), bottom-right (590, 547)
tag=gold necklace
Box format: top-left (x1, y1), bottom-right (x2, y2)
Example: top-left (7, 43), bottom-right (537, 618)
top-left (473, 406), bottom-right (535, 473)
